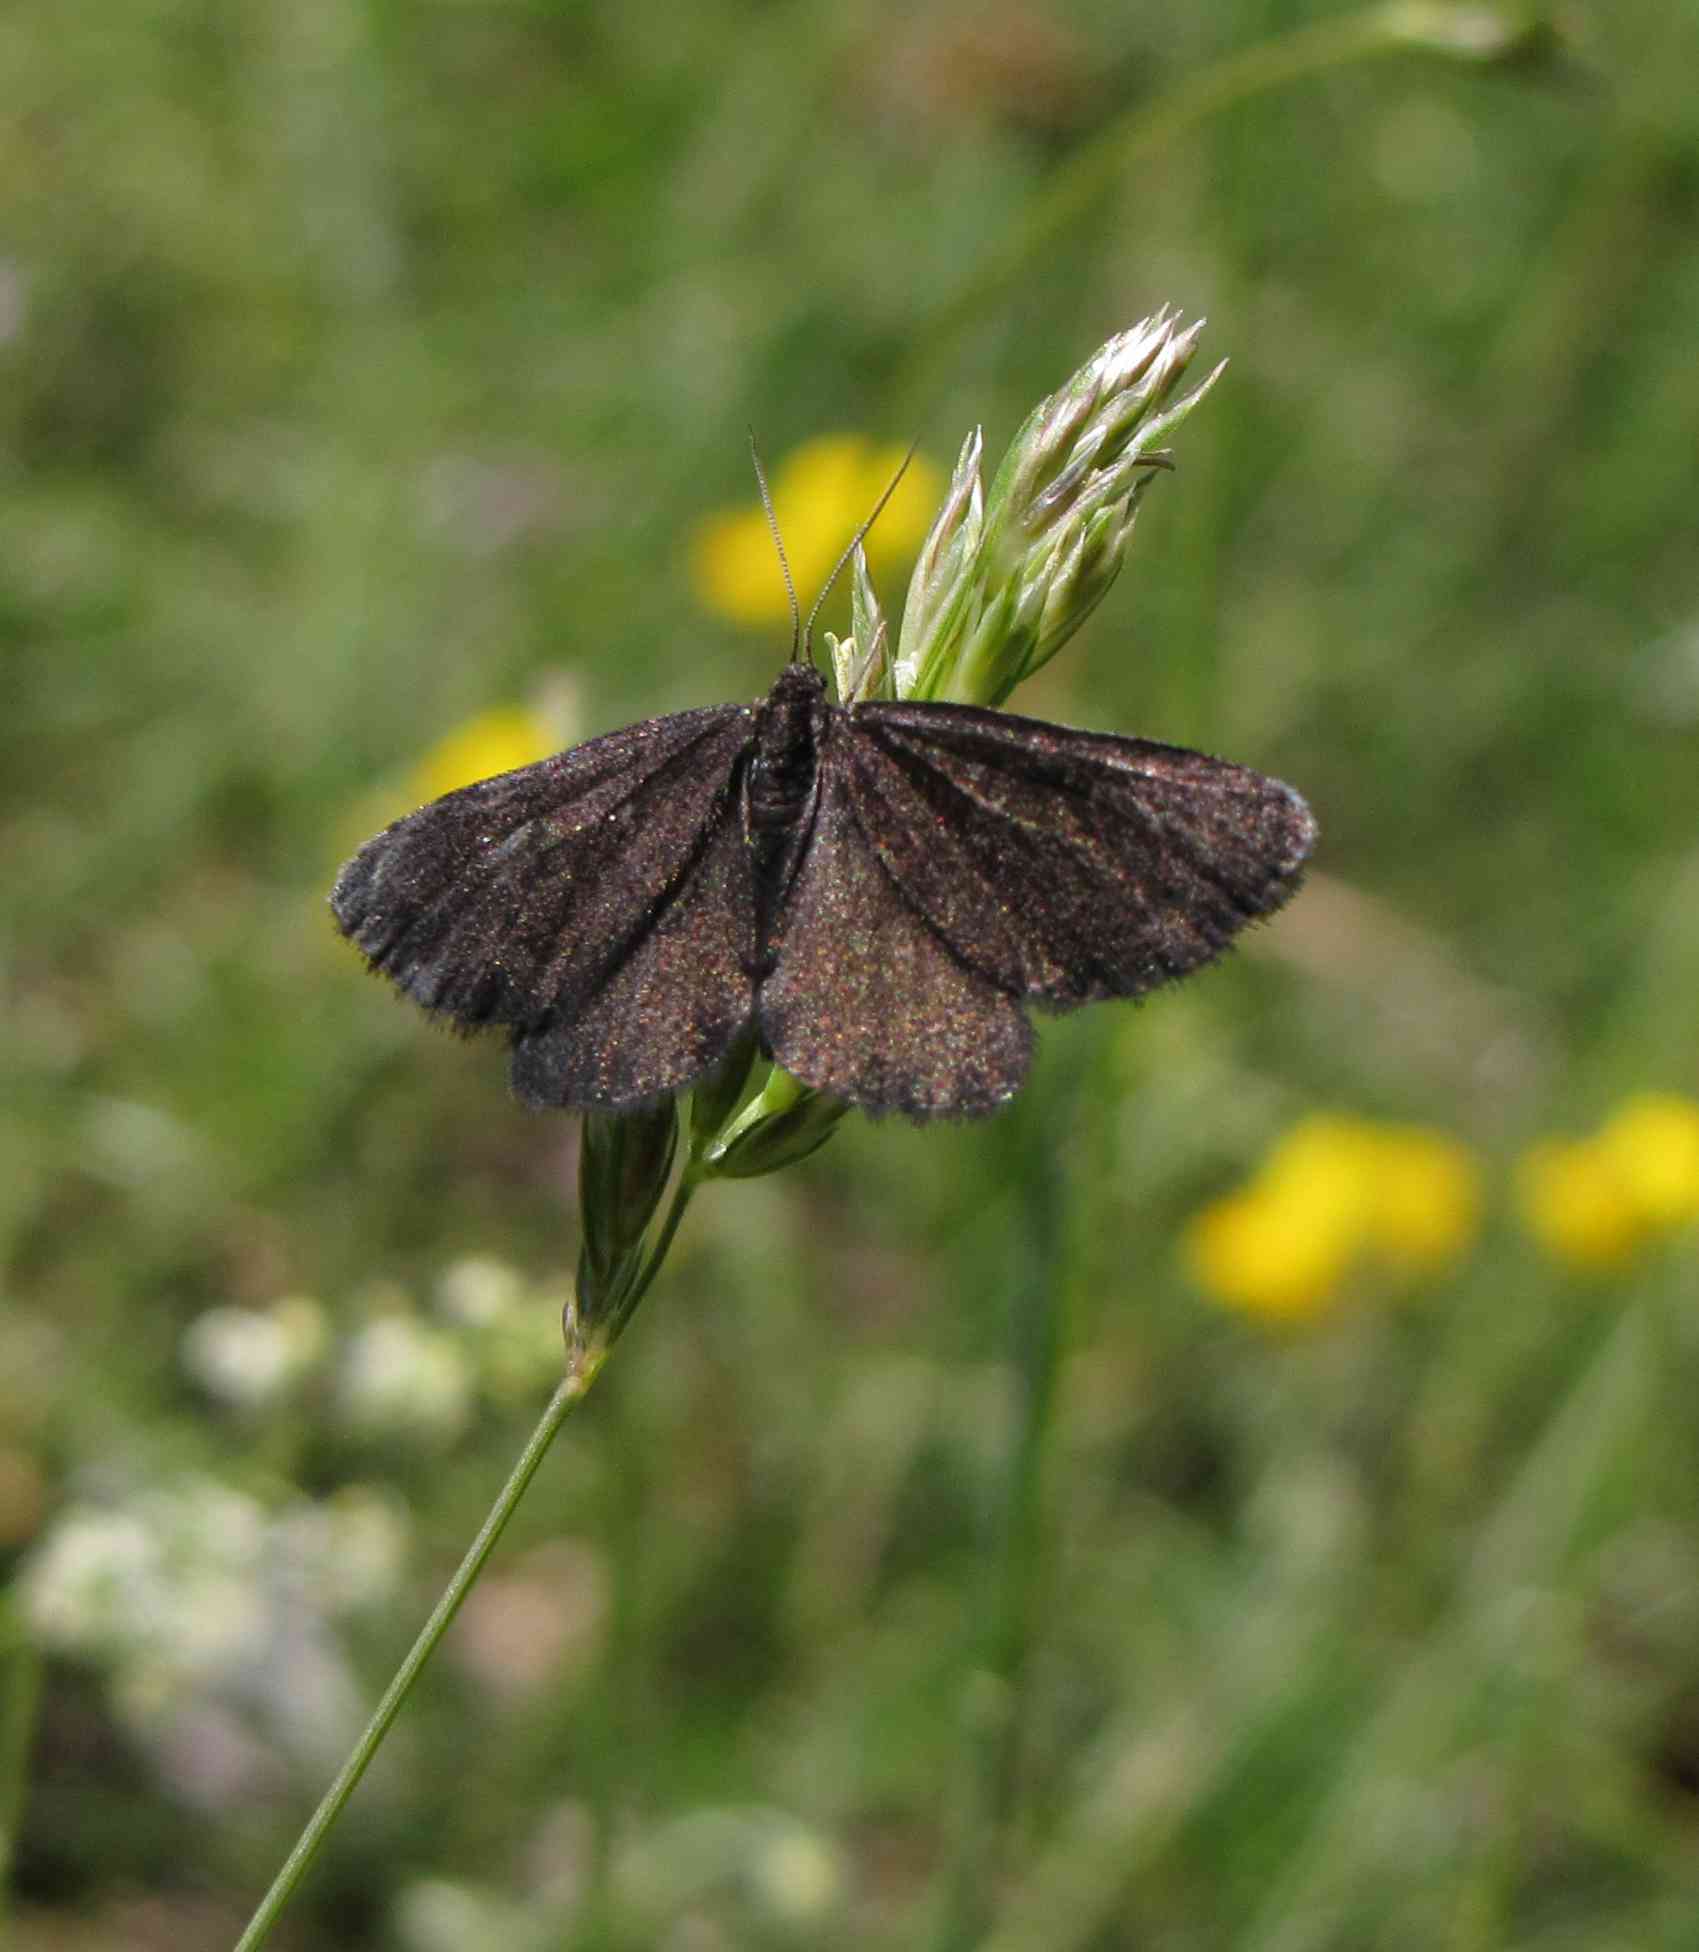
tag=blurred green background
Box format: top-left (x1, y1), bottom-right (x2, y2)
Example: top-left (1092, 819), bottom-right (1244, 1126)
top-left (6, 1), bottom-right (1699, 1946)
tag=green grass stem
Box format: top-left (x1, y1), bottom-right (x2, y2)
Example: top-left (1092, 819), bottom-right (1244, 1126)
top-left (232, 1369), bottom-right (596, 1952)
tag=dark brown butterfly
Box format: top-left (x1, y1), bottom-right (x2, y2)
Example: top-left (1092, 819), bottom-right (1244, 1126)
top-left (330, 659), bottom-right (1316, 1119)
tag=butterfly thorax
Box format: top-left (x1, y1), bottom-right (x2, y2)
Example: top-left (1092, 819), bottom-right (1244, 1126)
top-left (746, 663), bottom-right (828, 828)
top-left (745, 662), bottom-right (831, 973)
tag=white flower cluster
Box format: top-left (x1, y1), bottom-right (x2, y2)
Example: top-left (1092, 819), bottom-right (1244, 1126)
top-left (181, 1293), bottom-right (327, 1411)
top-left (19, 1258), bottom-right (564, 1804)
top-left (387, 1802), bottom-right (845, 1951)
top-left (178, 1256), bottom-right (566, 1440)
top-left (21, 1475), bottom-right (409, 1804)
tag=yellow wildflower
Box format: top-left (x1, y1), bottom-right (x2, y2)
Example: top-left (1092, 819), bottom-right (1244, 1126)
top-left (1595, 1093), bottom-right (1699, 1230)
top-left (690, 435), bottom-right (943, 628)
top-left (1183, 1113), bottom-right (1482, 1325)
top-left (1259, 1116), bottom-right (1383, 1237)
top-left (1358, 1124), bottom-right (1482, 1272)
top-left (1182, 1185), bottom-right (1358, 1324)
top-left (1515, 1092), bottom-right (1699, 1273)
top-left (1514, 1138), bottom-right (1645, 1275)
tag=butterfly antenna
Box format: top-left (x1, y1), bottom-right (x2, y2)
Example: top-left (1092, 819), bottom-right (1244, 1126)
top-left (800, 442), bottom-right (916, 666)
top-left (750, 433), bottom-right (802, 662)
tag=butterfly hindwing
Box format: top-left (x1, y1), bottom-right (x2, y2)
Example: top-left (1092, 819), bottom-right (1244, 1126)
top-left (758, 741), bottom-right (1033, 1119)
top-left (840, 700), bottom-right (1316, 1009)
top-left (331, 703), bottom-right (762, 1108)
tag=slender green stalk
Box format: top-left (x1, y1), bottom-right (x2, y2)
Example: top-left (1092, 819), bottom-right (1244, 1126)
top-left (233, 1369), bottom-right (596, 1952)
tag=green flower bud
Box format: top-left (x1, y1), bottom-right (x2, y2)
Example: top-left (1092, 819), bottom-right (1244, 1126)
top-left (824, 546), bottom-right (890, 705)
top-left (696, 1067), bottom-right (850, 1180)
top-left (893, 313), bottom-right (1224, 710)
top-left (895, 428), bottom-right (985, 699)
top-left (688, 1028), bottom-right (762, 1147)
top-left (847, 545), bottom-right (889, 701)
top-left (574, 1104), bottom-right (679, 1320)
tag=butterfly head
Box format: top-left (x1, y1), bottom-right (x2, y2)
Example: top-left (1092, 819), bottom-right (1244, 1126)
top-left (748, 432), bottom-right (915, 674)
top-left (761, 658), bottom-right (829, 717)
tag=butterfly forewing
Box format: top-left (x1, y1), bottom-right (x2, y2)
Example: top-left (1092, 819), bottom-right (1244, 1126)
top-left (331, 704), bottom-right (760, 1104)
top-left (840, 701), bottom-right (1317, 1008)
